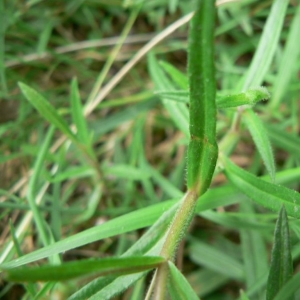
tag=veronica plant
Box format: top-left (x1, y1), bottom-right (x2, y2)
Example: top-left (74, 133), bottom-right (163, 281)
top-left (1, 0), bottom-right (300, 299)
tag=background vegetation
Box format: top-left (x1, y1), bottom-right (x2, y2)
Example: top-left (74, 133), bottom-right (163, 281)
top-left (0, 0), bottom-right (300, 299)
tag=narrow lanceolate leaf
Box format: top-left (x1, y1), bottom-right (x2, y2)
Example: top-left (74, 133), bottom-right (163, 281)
top-left (273, 271), bottom-right (300, 300)
top-left (155, 90), bottom-right (189, 103)
top-left (271, 4), bottom-right (300, 108)
top-left (266, 206), bottom-right (293, 300)
top-left (27, 126), bottom-right (56, 248)
top-left (3, 256), bottom-right (165, 282)
top-left (156, 87), bottom-right (270, 108)
top-left (224, 157), bottom-right (300, 219)
top-left (243, 109), bottom-right (276, 181)
top-left (187, 0), bottom-right (218, 195)
top-left (266, 124), bottom-right (300, 156)
top-left (18, 82), bottom-right (78, 143)
top-left (159, 61), bottom-right (189, 90)
top-left (217, 87), bottom-right (270, 108)
top-left (69, 206), bottom-right (175, 300)
top-left (240, 0), bottom-right (289, 90)
top-left (148, 53), bottom-right (189, 137)
top-left (168, 261), bottom-right (199, 300)
top-left (70, 78), bottom-right (90, 145)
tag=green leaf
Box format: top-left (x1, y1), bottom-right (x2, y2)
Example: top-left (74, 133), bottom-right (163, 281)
top-left (217, 87), bottom-right (270, 108)
top-left (50, 166), bottom-right (95, 183)
top-left (0, 201), bottom-right (178, 269)
top-left (168, 0), bottom-right (179, 14)
top-left (266, 206), bottom-right (293, 300)
top-left (69, 275), bottom-right (118, 300)
top-left (89, 273), bottom-right (147, 300)
top-left (271, 4), bottom-right (300, 108)
top-left (103, 164), bottom-right (151, 181)
top-left (69, 204), bottom-right (174, 299)
top-left (159, 61), bottom-right (188, 89)
top-left (189, 239), bottom-right (244, 281)
top-left (2, 163), bottom-right (300, 270)
top-left (155, 90), bottom-right (189, 104)
top-left (240, 0), bottom-right (290, 89)
top-left (70, 78), bottom-right (90, 145)
top-left (266, 124), bottom-right (300, 156)
top-left (186, 269), bottom-right (228, 297)
top-left (148, 53), bottom-right (189, 137)
top-left (18, 82), bottom-right (78, 143)
top-left (168, 261), bottom-right (199, 300)
top-left (239, 201), bottom-right (268, 298)
top-left (37, 21), bottom-right (53, 54)
top-left (0, 182), bottom-right (241, 269)
top-left (199, 209), bottom-right (272, 230)
top-left (73, 185), bottom-right (102, 224)
top-left (243, 109), bottom-right (275, 181)
top-left (27, 126), bottom-right (55, 248)
top-left (273, 271), bottom-right (300, 300)
top-left (224, 157), bottom-right (300, 219)
top-left (91, 98), bottom-right (157, 137)
top-left (3, 256), bottom-right (165, 282)
top-left (143, 162), bottom-right (183, 198)
top-left (4, 164), bottom-right (300, 270)
top-left (156, 87), bottom-right (270, 108)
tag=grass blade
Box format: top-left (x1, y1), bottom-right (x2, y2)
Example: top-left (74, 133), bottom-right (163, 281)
top-left (3, 256), bottom-right (165, 282)
top-left (266, 206), bottom-right (293, 300)
top-left (27, 126), bottom-right (55, 248)
top-left (0, 201), bottom-right (178, 269)
top-left (168, 261), bottom-right (199, 300)
top-left (155, 90), bottom-right (189, 103)
top-left (189, 240), bottom-right (244, 281)
top-left (70, 78), bottom-right (90, 145)
top-left (240, 0), bottom-right (289, 90)
top-left (2, 163), bottom-right (300, 270)
top-left (271, 4), bottom-right (300, 108)
top-left (69, 204), bottom-right (175, 299)
top-left (273, 271), bottom-right (300, 300)
top-left (224, 157), bottom-right (300, 218)
top-left (243, 109), bottom-right (275, 181)
top-left (9, 221), bottom-right (37, 297)
top-left (148, 53), bottom-right (189, 137)
top-left (69, 275), bottom-right (118, 300)
top-left (159, 61), bottom-right (188, 89)
top-left (266, 124), bottom-right (300, 156)
top-left (18, 82), bottom-right (78, 143)
top-left (89, 272), bottom-right (147, 300)
top-left (0, 181), bottom-right (241, 270)
top-left (239, 201), bottom-right (268, 298)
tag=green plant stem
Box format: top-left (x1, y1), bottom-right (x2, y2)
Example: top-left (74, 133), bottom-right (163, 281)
top-left (160, 190), bottom-right (198, 260)
top-left (147, 262), bottom-right (169, 300)
top-left (186, 0), bottom-right (217, 195)
top-left (151, 0), bottom-right (217, 297)
top-left (151, 191), bottom-right (198, 299)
